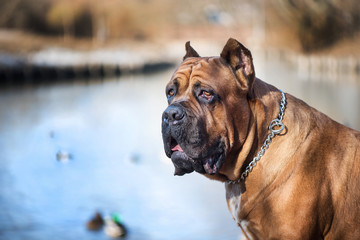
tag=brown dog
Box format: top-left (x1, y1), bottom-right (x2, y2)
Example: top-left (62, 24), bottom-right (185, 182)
top-left (161, 38), bottom-right (360, 239)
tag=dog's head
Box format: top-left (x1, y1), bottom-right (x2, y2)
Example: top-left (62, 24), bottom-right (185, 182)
top-left (161, 38), bottom-right (255, 177)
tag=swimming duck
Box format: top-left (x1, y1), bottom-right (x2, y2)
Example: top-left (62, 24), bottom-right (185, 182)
top-left (56, 150), bottom-right (72, 162)
top-left (104, 213), bottom-right (127, 238)
top-left (86, 212), bottom-right (104, 231)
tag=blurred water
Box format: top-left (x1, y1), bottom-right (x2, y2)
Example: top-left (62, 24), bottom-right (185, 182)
top-left (0, 72), bottom-right (241, 240)
top-left (0, 58), bottom-right (359, 240)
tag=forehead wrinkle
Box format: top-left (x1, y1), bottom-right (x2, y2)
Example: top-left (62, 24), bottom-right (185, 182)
top-left (189, 65), bottom-right (220, 90)
top-left (173, 61), bottom-right (199, 91)
top-left (192, 63), bottom-right (238, 103)
top-left (173, 66), bottom-right (191, 79)
top-left (187, 59), bottom-right (210, 85)
top-left (171, 66), bottom-right (191, 91)
top-left (173, 57), bottom-right (226, 94)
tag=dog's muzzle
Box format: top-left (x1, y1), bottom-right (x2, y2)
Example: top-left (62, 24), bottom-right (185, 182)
top-left (162, 104), bottom-right (225, 176)
top-left (162, 105), bottom-right (185, 126)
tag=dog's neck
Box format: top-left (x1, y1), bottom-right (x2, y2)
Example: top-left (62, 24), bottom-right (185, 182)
top-left (231, 92), bottom-right (286, 185)
top-left (224, 78), bottom-right (317, 206)
top-left (209, 78), bottom-right (283, 182)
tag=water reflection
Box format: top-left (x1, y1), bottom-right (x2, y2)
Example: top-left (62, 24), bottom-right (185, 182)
top-left (0, 60), bottom-right (359, 240)
top-left (0, 72), bottom-right (241, 240)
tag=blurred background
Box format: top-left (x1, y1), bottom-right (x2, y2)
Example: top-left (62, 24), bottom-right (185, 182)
top-left (0, 0), bottom-right (359, 239)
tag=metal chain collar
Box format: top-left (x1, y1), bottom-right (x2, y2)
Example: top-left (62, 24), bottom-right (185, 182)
top-left (227, 90), bottom-right (287, 184)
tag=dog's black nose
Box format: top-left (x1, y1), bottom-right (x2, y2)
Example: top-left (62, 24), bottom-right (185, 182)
top-left (163, 105), bottom-right (185, 124)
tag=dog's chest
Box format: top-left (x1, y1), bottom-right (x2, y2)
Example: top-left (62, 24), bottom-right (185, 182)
top-left (225, 183), bottom-right (254, 239)
top-left (225, 183), bottom-right (243, 224)
top-left (228, 193), bottom-right (242, 224)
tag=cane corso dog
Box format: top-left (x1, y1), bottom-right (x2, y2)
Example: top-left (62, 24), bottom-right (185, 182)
top-left (161, 38), bottom-right (360, 239)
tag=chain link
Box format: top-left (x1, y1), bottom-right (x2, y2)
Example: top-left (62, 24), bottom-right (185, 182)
top-left (227, 90), bottom-right (287, 184)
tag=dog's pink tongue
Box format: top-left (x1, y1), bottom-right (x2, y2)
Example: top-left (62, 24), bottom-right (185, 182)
top-left (171, 144), bottom-right (183, 152)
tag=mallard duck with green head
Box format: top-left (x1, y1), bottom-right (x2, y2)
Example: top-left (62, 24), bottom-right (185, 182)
top-left (104, 213), bottom-right (127, 238)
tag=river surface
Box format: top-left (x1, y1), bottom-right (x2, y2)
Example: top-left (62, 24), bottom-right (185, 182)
top-left (0, 57), bottom-right (359, 240)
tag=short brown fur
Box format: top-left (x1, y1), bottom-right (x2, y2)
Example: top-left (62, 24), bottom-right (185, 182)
top-left (163, 38), bottom-right (360, 239)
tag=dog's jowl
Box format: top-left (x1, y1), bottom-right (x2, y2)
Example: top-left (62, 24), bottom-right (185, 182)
top-left (161, 38), bottom-right (360, 240)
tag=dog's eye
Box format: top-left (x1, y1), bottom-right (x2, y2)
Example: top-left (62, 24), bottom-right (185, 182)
top-left (200, 90), bottom-right (213, 101)
top-left (167, 88), bottom-right (175, 98)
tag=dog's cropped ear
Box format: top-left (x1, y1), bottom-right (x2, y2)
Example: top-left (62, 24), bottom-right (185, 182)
top-left (183, 41), bottom-right (200, 61)
top-left (220, 38), bottom-right (255, 93)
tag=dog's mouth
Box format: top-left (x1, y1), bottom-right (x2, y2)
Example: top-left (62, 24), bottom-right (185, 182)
top-left (169, 137), bottom-right (224, 176)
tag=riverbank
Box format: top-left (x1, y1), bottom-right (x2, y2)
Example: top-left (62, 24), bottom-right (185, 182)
top-left (0, 29), bottom-right (236, 85)
top-left (0, 48), bottom-right (176, 86)
top-left (0, 29), bottom-right (360, 86)
top-left (0, 31), bottom-right (181, 85)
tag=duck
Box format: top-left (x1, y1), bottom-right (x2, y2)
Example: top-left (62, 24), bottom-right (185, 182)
top-left (104, 213), bottom-right (127, 238)
top-left (86, 212), bottom-right (104, 231)
top-left (56, 150), bottom-right (72, 163)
